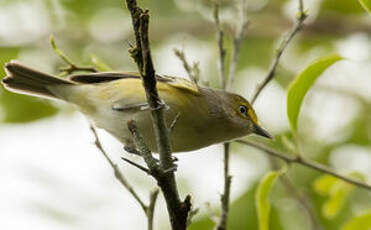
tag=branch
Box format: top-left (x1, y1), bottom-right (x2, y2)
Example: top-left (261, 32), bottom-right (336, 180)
top-left (213, 3), bottom-right (230, 229)
top-left (127, 120), bottom-right (191, 230)
top-left (216, 143), bottom-right (232, 230)
top-left (214, 1), bottom-right (249, 228)
top-left (212, 2), bottom-right (240, 229)
top-left (124, 1), bottom-right (191, 228)
top-left (50, 35), bottom-right (97, 75)
top-left (226, 0), bottom-right (249, 91)
top-left (90, 126), bottom-right (148, 214)
top-left (237, 140), bottom-right (371, 191)
top-left (174, 48), bottom-right (200, 85)
top-left (213, 3), bottom-right (227, 89)
top-left (148, 189), bottom-right (160, 230)
top-left (251, 0), bottom-right (307, 104)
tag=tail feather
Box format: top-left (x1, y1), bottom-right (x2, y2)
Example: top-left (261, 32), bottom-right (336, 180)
top-left (2, 61), bottom-right (74, 99)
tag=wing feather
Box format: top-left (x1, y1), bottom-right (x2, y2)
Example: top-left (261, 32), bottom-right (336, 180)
top-left (69, 72), bottom-right (200, 95)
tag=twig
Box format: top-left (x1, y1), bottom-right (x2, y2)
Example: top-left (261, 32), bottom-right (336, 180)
top-left (216, 142), bottom-right (232, 230)
top-left (237, 140), bottom-right (371, 191)
top-left (125, 2), bottom-right (192, 227)
top-left (90, 126), bottom-right (149, 213)
top-left (251, 0), bottom-right (307, 104)
top-left (127, 120), bottom-right (191, 230)
top-left (121, 157), bottom-right (150, 174)
top-left (213, 1), bottom-right (249, 228)
top-left (174, 48), bottom-right (200, 84)
top-left (213, 2), bottom-right (234, 229)
top-left (50, 35), bottom-right (97, 75)
top-left (213, 3), bottom-right (227, 89)
top-left (92, 126), bottom-right (161, 230)
top-left (148, 189), bottom-right (160, 230)
top-left (226, 0), bottom-right (249, 90)
top-left (246, 1), bottom-right (323, 228)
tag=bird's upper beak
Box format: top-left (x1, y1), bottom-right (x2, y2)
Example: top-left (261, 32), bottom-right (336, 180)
top-left (252, 123), bottom-right (273, 139)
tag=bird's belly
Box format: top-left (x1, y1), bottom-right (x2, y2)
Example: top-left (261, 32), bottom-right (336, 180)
top-left (88, 107), bottom-right (220, 153)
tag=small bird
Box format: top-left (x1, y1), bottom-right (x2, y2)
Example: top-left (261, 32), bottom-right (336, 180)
top-left (2, 61), bottom-right (271, 153)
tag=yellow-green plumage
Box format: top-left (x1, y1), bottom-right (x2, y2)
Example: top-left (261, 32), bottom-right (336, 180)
top-left (2, 61), bottom-right (271, 153)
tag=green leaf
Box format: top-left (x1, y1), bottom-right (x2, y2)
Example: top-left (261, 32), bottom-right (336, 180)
top-left (359, 0), bottom-right (371, 14)
top-left (287, 54), bottom-right (343, 130)
top-left (256, 170), bottom-right (284, 230)
top-left (90, 54), bottom-right (112, 71)
top-left (341, 211), bottom-right (371, 230)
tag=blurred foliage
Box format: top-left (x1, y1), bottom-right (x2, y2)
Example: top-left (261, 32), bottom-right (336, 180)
top-left (320, 0), bottom-right (365, 15)
top-left (190, 184), bottom-right (284, 230)
top-left (1, 0), bottom-right (371, 229)
top-left (341, 211), bottom-right (371, 230)
top-left (313, 173), bottom-right (365, 219)
top-left (0, 47), bottom-right (58, 123)
top-left (359, 0), bottom-right (371, 15)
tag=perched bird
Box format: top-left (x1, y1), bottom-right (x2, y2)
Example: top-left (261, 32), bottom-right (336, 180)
top-left (2, 61), bottom-right (271, 153)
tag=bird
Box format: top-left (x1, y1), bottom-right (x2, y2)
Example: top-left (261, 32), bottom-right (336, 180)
top-left (2, 61), bottom-right (271, 153)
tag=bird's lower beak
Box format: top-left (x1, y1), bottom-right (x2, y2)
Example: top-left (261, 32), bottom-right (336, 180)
top-left (253, 123), bottom-right (273, 139)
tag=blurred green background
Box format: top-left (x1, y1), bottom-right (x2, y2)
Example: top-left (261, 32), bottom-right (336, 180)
top-left (0, 0), bottom-right (370, 230)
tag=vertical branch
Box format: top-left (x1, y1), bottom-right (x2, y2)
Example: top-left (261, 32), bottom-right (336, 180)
top-left (214, 1), bottom-right (249, 229)
top-left (147, 189), bottom-right (160, 230)
top-left (226, 0), bottom-right (249, 91)
top-left (217, 143), bottom-right (232, 230)
top-left (124, 1), bottom-right (191, 229)
top-left (214, 3), bottom-right (227, 89)
top-left (213, 1), bottom-right (247, 228)
top-left (136, 10), bottom-right (174, 171)
top-left (251, 0), bottom-right (307, 104)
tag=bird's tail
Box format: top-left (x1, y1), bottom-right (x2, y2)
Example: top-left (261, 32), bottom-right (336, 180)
top-left (2, 61), bottom-right (74, 100)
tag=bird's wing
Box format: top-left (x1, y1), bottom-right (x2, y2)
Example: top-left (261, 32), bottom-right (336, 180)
top-left (69, 72), bottom-right (200, 95)
top-left (69, 72), bottom-right (140, 83)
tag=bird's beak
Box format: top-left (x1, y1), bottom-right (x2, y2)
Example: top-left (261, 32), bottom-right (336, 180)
top-left (253, 123), bottom-right (273, 139)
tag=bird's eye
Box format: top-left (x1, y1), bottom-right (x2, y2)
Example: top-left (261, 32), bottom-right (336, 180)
top-left (239, 105), bottom-right (247, 115)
